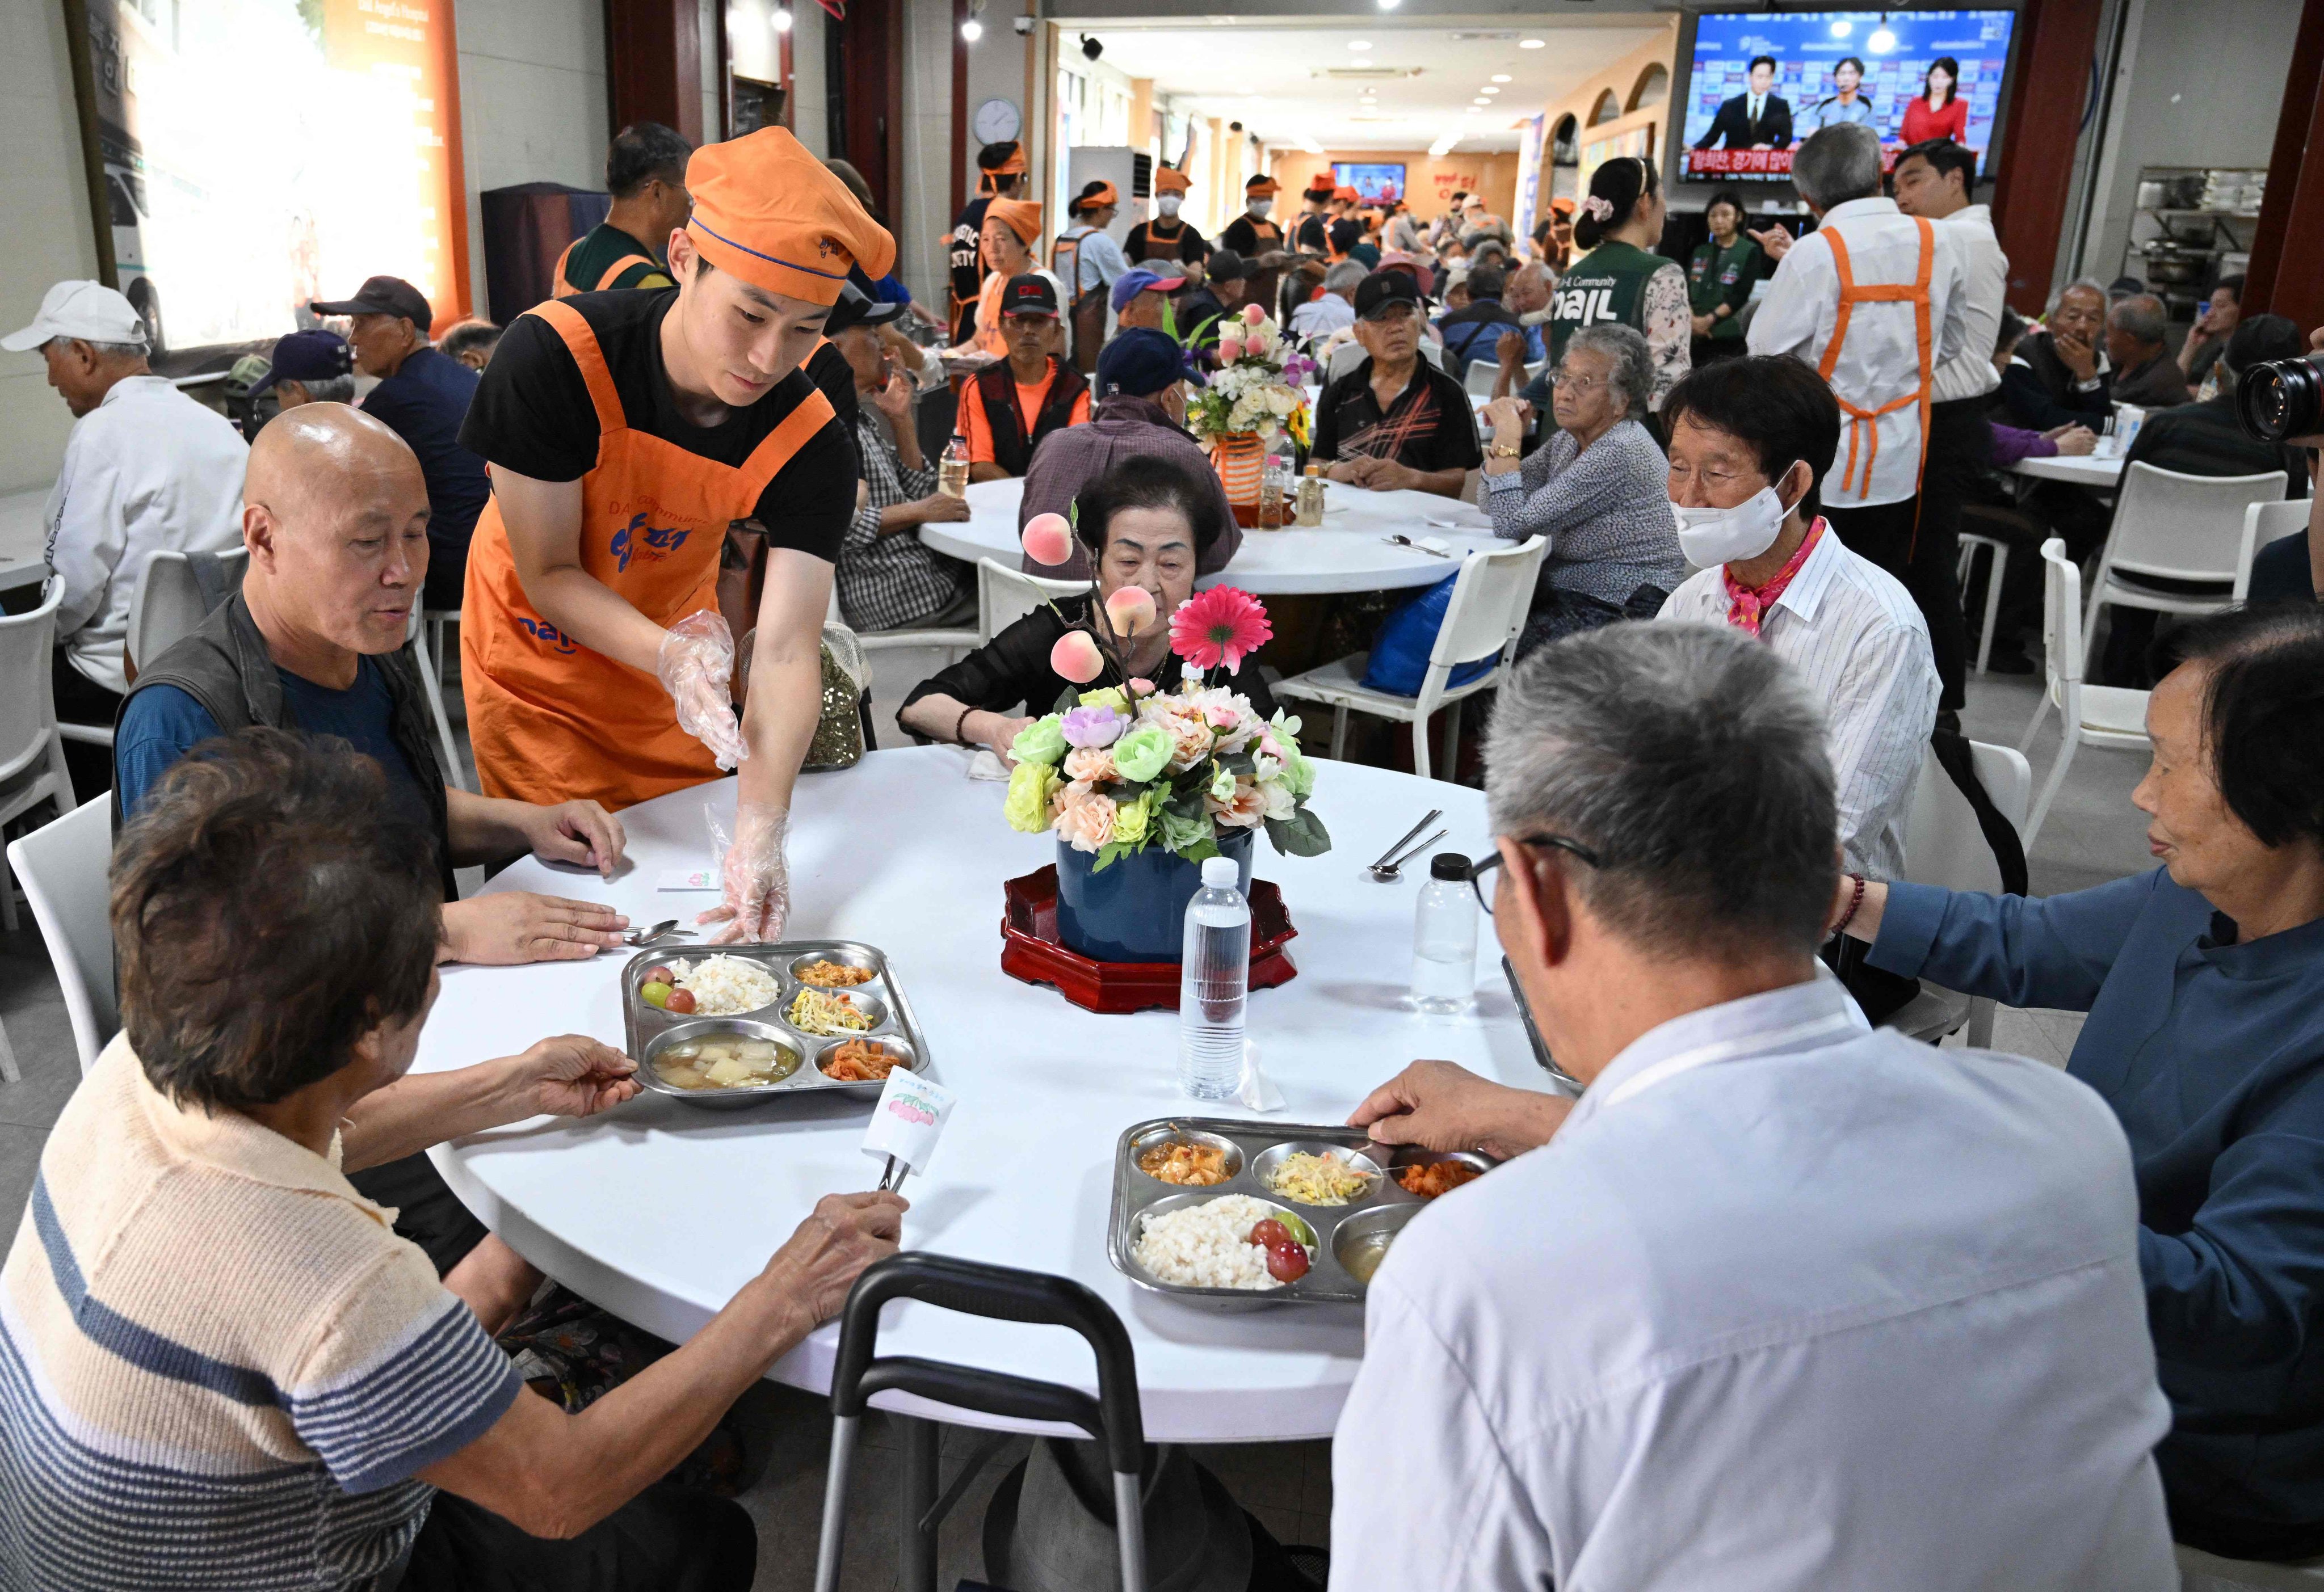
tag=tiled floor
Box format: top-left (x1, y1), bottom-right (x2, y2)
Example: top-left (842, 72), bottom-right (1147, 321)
top-left (0, 667), bottom-right (2144, 1588)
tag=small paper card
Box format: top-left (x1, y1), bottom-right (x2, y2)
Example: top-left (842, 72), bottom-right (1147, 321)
top-left (862, 1070), bottom-right (958, 1175)
top-left (658, 869), bottom-right (718, 891)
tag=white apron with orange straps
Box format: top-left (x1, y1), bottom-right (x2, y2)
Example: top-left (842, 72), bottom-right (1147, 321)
top-left (1815, 214), bottom-right (1936, 515)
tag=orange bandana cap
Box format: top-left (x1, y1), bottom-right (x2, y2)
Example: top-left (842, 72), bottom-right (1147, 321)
top-left (1333, 185), bottom-right (1360, 203)
top-left (1550, 197), bottom-right (1577, 217)
top-left (1073, 180), bottom-right (1119, 213)
top-left (976, 140), bottom-right (1028, 193)
top-left (985, 198), bottom-right (1043, 246)
top-left (1154, 166), bottom-right (1191, 196)
top-left (1245, 175), bottom-right (1280, 197)
top-left (1306, 172), bottom-right (1335, 193)
top-left (684, 127), bottom-right (896, 306)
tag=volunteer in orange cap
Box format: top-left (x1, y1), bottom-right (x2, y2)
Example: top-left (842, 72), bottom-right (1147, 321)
top-left (940, 198), bottom-right (1059, 363)
top-left (947, 140), bottom-right (1028, 346)
top-left (1218, 175), bottom-right (1290, 325)
top-left (1052, 179), bottom-right (1128, 372)
top-left (1295, 172), bottom-right (1335, 254)
top-left (1124, 166), bottom-right (1210, 270)
top-left (458, 125), bottom-right (888, 942)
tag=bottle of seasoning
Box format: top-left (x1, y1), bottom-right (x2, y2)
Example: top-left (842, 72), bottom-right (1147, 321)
top-left (938, 433), bottom-right (970, 498)
top-left (1258, 454), bottom-right (1287, 529)
top-left (1294, 463), bottom-right (1325, 527)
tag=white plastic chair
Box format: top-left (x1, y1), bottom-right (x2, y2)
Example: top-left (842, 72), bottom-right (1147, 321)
top-left (2236, 499), bottom-right (2311, 597)
top-left (2081, 463), bottom-right (2287, 663)
top-left (128, 546), bottom-right (247, 673)
top-left (1461, 357), bottom-right (1504, 398)
top-left (1272, 536), bottom-right (1548, 782)
top-left (419, 609), bottom-right (461, 695)
top-left (0, 582), bottom-right (77, 1046)
top-left (1883, 738), bottom-right (2032, 1050)
top-left (977, 557), bottom-right (1091, 645)
top-left (1955, 532), bottom-right (2008, 675)
top-left (2022, 538), bottom-right (2151, 848)
top-left (6, 795), bottom-right (120, 1076)
top-left (405, 608), bottom-right (469, 793)
top-left (2176, 1542), bottom-right (2324, 1590)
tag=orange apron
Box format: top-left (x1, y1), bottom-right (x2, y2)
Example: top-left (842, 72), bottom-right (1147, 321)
top-left (550, 238), bottom-right (657, 300)
top-left (1815, 216), bottom-right (1936, 509)
top-left (460, 299), bottom-right (836, 810)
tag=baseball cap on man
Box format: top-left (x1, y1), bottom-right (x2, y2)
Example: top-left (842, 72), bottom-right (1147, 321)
top-left (999, 274), bottom-right (1059, 318)
top-left (243, 328), bottom-right (354, 393)
top-left (1354, 272), bottom-right (1421, 321)
top-left (1204, 250), bottom-right (1253, 283)
top-left (1095, 327), bottom-right (1200, 399)
top-left (2, 280), bottom-right (148, 352)
top-left (1110, 267), bottom-right (1186, 312)
top-left (823, 280), bottom-right (907, 338)
top-left (310, 275), bottom-right (433, 328)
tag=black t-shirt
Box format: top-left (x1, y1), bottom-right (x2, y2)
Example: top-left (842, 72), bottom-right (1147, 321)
top-left (1312, 357), bottom-right (1484, 474)
top-left (460, 288), bottom-right (856, 562)
top-left (1123, 218), bottom-right (1209, 267)
top-left (1218, 215), bottom-right (1285, 260)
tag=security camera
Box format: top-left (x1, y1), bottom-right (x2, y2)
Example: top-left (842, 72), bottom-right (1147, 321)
top-left (1011, 14), bottom-right (1032, 33)
top-left (1228, 119), bottom-right (1243, 132)
top-left (1080, 32), bottom-right (1102, 60)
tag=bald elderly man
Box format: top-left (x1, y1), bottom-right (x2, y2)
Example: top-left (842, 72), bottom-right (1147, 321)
top-left (112, 404), bottom-right (638, 1291)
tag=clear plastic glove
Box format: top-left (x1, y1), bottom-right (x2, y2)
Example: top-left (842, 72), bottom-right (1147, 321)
top-left (657, 610), bottom-right (750, 771)
top-left (699, 800), bottom-right (791, 944)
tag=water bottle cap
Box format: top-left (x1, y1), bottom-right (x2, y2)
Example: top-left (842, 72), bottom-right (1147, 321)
top-left (1201, 856), bottom-right (1239, 888)
top-left (1430, 852), bottom-right (1469, 882)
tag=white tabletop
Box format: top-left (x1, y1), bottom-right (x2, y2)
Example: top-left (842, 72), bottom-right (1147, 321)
top-left (2002, 453), bottom-right (2124, 488)
top-left (919, 477), bottom-right (1505, 596)
top-left (0, 485), bottom-right (52, 595)
top-left (417, 747), bottom-right (1552, 1443)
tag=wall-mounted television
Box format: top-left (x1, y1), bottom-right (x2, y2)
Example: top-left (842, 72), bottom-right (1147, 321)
top-left (1333, 162), bottom-right (1406, 204)
top-left (1679, 10), bottom-right (2018, 182)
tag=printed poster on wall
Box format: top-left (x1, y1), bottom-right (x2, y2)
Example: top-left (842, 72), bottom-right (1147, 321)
top-left (67, 0), bottom-right (470, 360)
top-left (1511, 115), bottom-right (1545, 246)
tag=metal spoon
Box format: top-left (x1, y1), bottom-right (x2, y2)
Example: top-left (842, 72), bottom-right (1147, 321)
top-left (624, 919), bottom-right (692, 947)
top-left (1369, 809), bottom-right (1443, 871)
top-left (1368, 829), bottom-right (1447, 883)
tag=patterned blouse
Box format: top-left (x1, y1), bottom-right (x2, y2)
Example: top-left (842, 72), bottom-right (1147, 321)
top-left (1638, 263), bottom-right (1693, 412)
top-left (1482, 418), bottom-right (1686, 608)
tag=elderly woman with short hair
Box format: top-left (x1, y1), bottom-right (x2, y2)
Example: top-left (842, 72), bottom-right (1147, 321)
top-left (1, 729), bottom-right (904, 1590)
top-left (1477, 323), bottom-right (1685, 654)
top-left (1838, 603), bottom-right (2324, 1563)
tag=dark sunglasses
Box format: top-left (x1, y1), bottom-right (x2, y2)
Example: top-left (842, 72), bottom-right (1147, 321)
top-left (1470, 834), bottom-right (1603, 915)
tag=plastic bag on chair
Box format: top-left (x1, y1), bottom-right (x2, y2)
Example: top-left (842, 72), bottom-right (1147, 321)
top-left (1360, 573), bottom-right (1497, 697)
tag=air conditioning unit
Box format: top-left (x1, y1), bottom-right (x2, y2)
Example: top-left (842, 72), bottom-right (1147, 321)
top-left (1314, 66), bottom-right (1422, 80)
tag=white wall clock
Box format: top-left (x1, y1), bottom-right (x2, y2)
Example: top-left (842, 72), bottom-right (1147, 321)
top-left (973, 97), bottom-right (1022, 145)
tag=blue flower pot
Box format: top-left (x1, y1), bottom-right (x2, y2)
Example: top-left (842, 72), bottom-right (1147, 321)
top-left (1054, 829), bottom-right (1256, 963)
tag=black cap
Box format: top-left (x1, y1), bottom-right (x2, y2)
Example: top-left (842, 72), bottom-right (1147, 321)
top-left (1431, 853), bottom-right (1469, 882)
top-left (1205, 249), bottom-right (1252, 283)
top-left (309, 275), bottom-right (432, 328)
top-left (244, 328), bottom-right (353, 393)
top-left (1000, 273), bottom-right (1059, 318)
top-left (823, 280), bottom-right (907, 338)
top-left (1355, 271), bottom-right (1421, 321)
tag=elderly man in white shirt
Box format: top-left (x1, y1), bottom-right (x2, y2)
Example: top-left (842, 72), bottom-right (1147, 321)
top-left (7, 280), bottom-right (246, 799)
top-left (1289, 260), bottom-right (1364, 340)
top-left (1330, 619), bottom-right (2177, 1592)
top-left (1748, 123), bottom-right (1970, 714)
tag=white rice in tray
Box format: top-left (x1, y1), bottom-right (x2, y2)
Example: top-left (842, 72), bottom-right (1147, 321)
top-left (669, 956), bottom-right (781, 1016)
top-left (1133, 1195), bottom-right (1289, 1290)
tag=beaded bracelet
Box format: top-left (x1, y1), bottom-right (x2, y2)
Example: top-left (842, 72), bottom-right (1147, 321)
top-left (954, 705), bottom-right (977, 747)
top-left (1833, 873), bottom-right (1868, 935)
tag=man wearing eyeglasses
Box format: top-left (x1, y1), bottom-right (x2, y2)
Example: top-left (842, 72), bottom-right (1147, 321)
top-left (1326, 621), bottom-right (2176, 1591)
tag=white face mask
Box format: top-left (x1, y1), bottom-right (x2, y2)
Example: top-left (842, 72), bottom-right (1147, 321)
top-left (1247, 198), bottom-right (1273, 218)
top-left (1158, 195), bottom-right (1182, 217)
top-left (1670, 476), bottom-right (1800, 567)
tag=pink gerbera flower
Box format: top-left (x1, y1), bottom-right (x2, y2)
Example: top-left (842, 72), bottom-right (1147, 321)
top-left (1169, 586), bottom-right (1273, 674)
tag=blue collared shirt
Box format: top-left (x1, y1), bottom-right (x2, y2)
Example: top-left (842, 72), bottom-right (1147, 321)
top-left (1330, 976), bottom-right (2174, 1589)
top-left (1874, 869), bottom-right (2324, 1535)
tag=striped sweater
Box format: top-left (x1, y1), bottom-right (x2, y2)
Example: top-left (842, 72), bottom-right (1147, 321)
top-left (0, 1039), bottom-right (521, 1590)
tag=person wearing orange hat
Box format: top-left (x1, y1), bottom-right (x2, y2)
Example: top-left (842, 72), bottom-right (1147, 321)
top-left (1218, 175), bottom-right (1290, 330)
top-left (947, 140), bottom-right (1028, 345)
top-left (1295, 172), bottom-right (1336, 254)
top-left (1124, 165), bottom-right (1210, 271)
top-left (1052, 179), bottom-right (1129, 372)
top-left (457, 125), bottom-right (892, 942)
top-left (940, 198), bottom-right (1061, 364)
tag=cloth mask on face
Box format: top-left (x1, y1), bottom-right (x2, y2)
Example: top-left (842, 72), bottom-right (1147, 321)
top-left (1157, 196), bottom-right (1183, 217)
top-left (1670, 477), bottom-right (1800, 567)
top-left (1247, 199), bottom-right (1273, 218)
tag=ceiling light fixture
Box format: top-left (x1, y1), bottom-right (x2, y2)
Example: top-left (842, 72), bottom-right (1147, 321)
top-left (1377, 0), bottom-right (1401, 10)
top-left (771, 4), bottom-right (792, 28)
top-left (959, 16), bottom-right (980, 40)
top-left (1867, 12), bottom-right (1897, 53)
top-left (1480, 85), bottom-right (1499, 94)
top-left (1490, 73), bottom-right (1511, 83)
top-left (1348, 39), bottom-right (1372, 50)
top-left (1429, 129), bottom-right (1460, 157)
top-left (1518, 37), bottom-right (1544, 49)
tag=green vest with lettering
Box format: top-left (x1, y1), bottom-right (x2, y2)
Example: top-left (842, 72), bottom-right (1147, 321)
top-left (1546, 241), bottom-right (1666, 366)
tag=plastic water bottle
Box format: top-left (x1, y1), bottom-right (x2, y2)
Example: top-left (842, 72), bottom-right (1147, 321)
top-left (1411, 853), bottom-right (1478, 1014)
top-left (1178, 857), bottom-right (1250, 1101)
top-left (937, 432), bottom-right (970, 498)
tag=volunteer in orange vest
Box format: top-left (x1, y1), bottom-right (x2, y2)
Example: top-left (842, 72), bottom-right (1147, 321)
top-left (1123, 166), bottom-right (1209, 271)
top-left (1217, 175), bottom-right (1290, 336)
top-left (947, 140), bottom-right (1027, 347)
top-left (459, 125), bottom-right (885, 943)
top-left (554, 122), bottom-right (694, 298)
top-left (939, 199), bottom-right (1058, 363)
top-left (1747, 122), bottom-right (1970, 709)
top-left (1052, 179), bottom-right (1128, 373)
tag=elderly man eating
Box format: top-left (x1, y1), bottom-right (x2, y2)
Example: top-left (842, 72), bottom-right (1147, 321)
top-left (1329, 622), bottom-right (2176, 1590)
top-left (1, 730), bottom-right (904, 1591)
top-left (1310, 272), bottom-right (1481, 499)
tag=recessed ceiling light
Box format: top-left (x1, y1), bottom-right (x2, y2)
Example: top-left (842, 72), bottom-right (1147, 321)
top-left (1472, 98), bottom-right (1490, 106)
top-left (1518, 37), bottom-right (1544, 49)
top-left (1348, 39), bottom-right (1372, 50)
top-left (1480, 86), bottom-right (1499, 94)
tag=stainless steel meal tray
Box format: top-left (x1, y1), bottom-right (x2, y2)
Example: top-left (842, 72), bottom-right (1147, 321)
top-left (1106, 1116), bottom-right (1494, 1308)
top-left (621, 940), bottom-right (933, 1109)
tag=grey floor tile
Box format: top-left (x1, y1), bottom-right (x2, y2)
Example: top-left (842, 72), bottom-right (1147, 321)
top-left (0, 1122), bottom-right (48, 1225)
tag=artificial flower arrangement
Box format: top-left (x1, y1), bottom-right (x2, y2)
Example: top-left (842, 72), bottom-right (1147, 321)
top-left (1003, 514), bottom-right (1332, 871)
top-left (1176, 304), bottom-right (1317, 453)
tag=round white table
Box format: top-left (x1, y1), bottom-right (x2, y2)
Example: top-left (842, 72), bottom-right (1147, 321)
top-left (919, 477), bottom-right (1505, 596)
top-left (2002, 453), bottom-right (2124, 488)
top-left (417, 747), bottom-right (1555, 1442)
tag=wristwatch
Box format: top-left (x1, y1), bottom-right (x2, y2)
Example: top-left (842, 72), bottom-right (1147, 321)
top-left (1487, 442), bottom-right (1522, 460)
